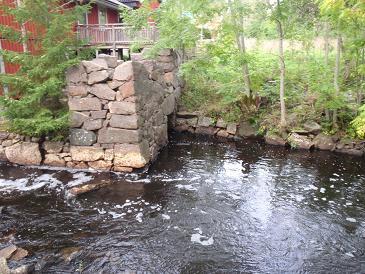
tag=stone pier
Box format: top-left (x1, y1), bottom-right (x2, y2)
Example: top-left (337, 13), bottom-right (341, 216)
top-left (0, 50), bottom-right (183, 172)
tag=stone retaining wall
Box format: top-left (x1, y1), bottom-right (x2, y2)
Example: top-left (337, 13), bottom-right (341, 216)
top-left (0, 50), bottom-right (184, 172)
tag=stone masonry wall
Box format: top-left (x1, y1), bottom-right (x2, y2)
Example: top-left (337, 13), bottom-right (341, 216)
top-left (0, 50), bottom-right (183, 172)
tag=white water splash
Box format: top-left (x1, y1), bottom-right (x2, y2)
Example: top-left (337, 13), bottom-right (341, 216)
top-left (162, 214), bottom-right (171, 220)
top-left (136, 212), bottom-right (143, 223)
top-left (67, 172), bottom-right (94, 187)
top-left (0, 174), bottom-right (62, 192)
top-left (176, 184), bottom-right (198, 191)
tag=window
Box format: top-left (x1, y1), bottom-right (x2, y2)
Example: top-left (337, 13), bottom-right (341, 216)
top-left (78, 12), bottom-right (88, 25)
top-left (99, 6), bottom-right (107, 25)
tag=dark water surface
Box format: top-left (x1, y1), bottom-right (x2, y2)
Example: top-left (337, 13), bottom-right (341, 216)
top-left (1, 133), bottom-right (365, 273)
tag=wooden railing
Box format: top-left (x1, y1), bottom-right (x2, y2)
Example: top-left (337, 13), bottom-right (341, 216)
top-left (76, 23), bottom-right (158, 47)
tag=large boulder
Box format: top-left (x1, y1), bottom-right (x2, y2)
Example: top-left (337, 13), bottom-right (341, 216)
top-left (5, 142), bottom-right (42, 165)
top-left (69, 129), bottom-right (97, 146)
top-left (313, 134), bottom-right (336, 151)
top-left (70, 146), bottom-right (104, 162)
top-left (303, 121), bottom-right (322, 134)
top-left (288, 133), bottom-right (314, 150)
top-left (238, 121), bottom-right (256, 138)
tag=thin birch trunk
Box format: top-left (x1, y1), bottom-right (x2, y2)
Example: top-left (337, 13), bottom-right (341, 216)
top-left (333, 35), bottom-right (342, 128)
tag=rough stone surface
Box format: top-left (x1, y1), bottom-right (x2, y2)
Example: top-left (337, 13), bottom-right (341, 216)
top-left (5, 143), bottom-right (42, 166)
top-left (288, 133), bottom-right (314, 150)
top-left (89, 84), bottom-right (116, 100)
top-left (108, 80), bottom-right (124, 90)
top-left (0, 245), bottom-right (17, 259)
top-left (70, 146), bottom-right (104, 162)
top-left (108, 101), bottom-right (137, 115)
top-left (162, 95), bottom-right (175, 115)
top-left (265, 134), bottom-right (287, 146)
top-left (82, 59), bottom-right (108, 73)
top-left (114, 143), bottom-right (149, 169)
top-left (83, 119), bottom-right (103, 131)
top-left (69, 98), bottom-right (102, 111)
top-left (313, 134), bottom-right (335, 151)
top-left (70, 111), bottom-right (89, 128)
top-left (44, 154), bottom-right (66, 167)
top-left (88, 160), bottom-right (112, 171)
top-left (96, 54), bottom-right (118, 68)
top-left (198, 117), bottom-right (215, 127)
top-left (70, 129), bottom-right (97, 146)
top-left (304, 121), bottom-right (322, 134)
top-left (67, 85), bottom-right (88, 97)
top-left (0, 147), bottom-right (7, 162)
top-left (88, 70), bottom-right (109, 85)
top-left (110, 115), bottom-right (139, 129)
top-left (91, 110), bottom-right (107, 119)
top-left (195, 127), bottom-right (217, 136)
top-left (226, 123), bottom-right (237, 135)
top-left (66, 65), bottom-right (87, 84)
top-left (216, 119), bottom-right (227, 128)
top-left (43, 141), bottom-right (63, 154)
top-left (98, 128), bottom-right (140, 144)
top-left (117, 81), bottom-right (135, 100)
top-left (238, 121), bottom-right (256, 138)
top-left (113, 62), bottom-right (134, 81)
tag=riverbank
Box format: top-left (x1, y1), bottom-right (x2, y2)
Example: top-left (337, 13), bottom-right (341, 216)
top-left (173, 111), bottom-right (365, 157)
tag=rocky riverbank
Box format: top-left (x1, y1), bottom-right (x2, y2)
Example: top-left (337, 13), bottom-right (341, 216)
top-left (173, 112), bottom-right (365, 157)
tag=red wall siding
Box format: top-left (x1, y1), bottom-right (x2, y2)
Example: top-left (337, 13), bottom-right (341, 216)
top-left (107, 9), bottom-right (119, 24)
top-left (88, 4), bottom-right (99, 24)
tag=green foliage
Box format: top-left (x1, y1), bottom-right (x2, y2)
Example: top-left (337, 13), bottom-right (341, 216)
top-left (0, 0), bottom-right (92, 138)
top-left (351, 105), bottom-right (365, 139)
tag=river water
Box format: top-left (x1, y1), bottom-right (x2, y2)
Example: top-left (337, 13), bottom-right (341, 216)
top-left (0, 133), bottom-right (365, 273)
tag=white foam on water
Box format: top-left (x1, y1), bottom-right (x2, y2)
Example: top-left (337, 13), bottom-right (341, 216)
top-left (126, 178), bottom-right (151, 183)
top-left (67, 172), bottom-right (94, 187)
top-left (136, 212), bottom-right (143, 223)
top-left (162, 214), bottom-right (171, 220)
top-left (320, 188), bottom-right (326, 193)
top-left (346, 218), bottom-right (357, 223)
top-left (109, 211), bottom-right (125, 219)
top-left (345, 252), bottom-right (355, 258)
top-left (304, 185), bottom-right (318, 191)
top-left (96, 208), bottom-right (106, 215)
top-left (176, 184), bottom-right (197, 191)
top-left (0, 173), bottom-right (63, 192)
top-left (162, 178), bottom-right (186, 182)
top-left (191, 231), bottom-right (214, 246)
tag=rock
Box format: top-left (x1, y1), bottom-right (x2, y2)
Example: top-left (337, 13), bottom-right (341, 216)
top-left (162, 95), bottom-right (175, 115)
top-left (44, 154), bottom-right (66, 167)
top-left (176, 118), bottom-right (198, 127)
top-left (159, 49), bottom-right (172, 56)
top-left (89, 84), bottom-right (116, 100)
top-left (88, 70), bottom-right (109, 85)
top-left (66, 65), bottom-right (87, 84)
top-left (0, 258), bottom-right (9, 274)
top-left (60, 247), bottom-right (81, 263)
top-left (265, 134), bottom-right (287, 146)
top-left (113, 166), bottom-right (133, 173)
top-left (83, 119), bottom-right (103, 131)
top-left (160, 62), bottom-right (175, 73)
top-left (10, 264), bottom-right (35, 274)
top-left (90, 110), bottom-right (107, 119)
top-left (313, 134), bottom-right (335, 151)
top-left (5, 143), bottom-right (42, 166)
top-left (0, 147), bottom-right (7, 162)
top-left (0, 245), bottom-right (17, 259)
top-left (70, 111), bottom-right (89, 128)
top-left (98, 128), bottom-right (141, 144)
top-left (226, 123), bottom-right (237, 135)
top-left (288, 133), bottom-right (314, 150)
top-left (238, 121), bottom-right (256, 138)
top-left (109, 115), bottom-right (139, 129)
top-left (82, 59), bottom-right (108, 73)
top-left (104, 149), bottom-right (114, 161)
top-left (88, 160), bottom-right (112, 171)
top-left (335, 148), bottom-right (364, 157)
top-left (70, 146), bottom-right (104, 162)
top-left (0, 132), bottom-right (10, 140)
top-left (114, 142), bottom-right (150, 169)
top-left (176, 111), bottom-right (199, 118)
top-left (97, 54), bottom-right (118, 68)
top-left (174, 125), bottom-right (189, 133)
top-left (216, 130), bottom-right (229, 138)
top-left (113, 61), bottom-right (134, 81)
top-left (67, 85), bottom-right (88, 97)
top-left (69, 129), bottom-right (97, 146)
top-left (164, 72), bottom-right (174, 85)
top-left (43, 141), bottom-right (63, 154)
top-left (117, 81), bottom-right (135, 100)
top-left (336, 139), bottom-right (354, 150)
top-left (195, 127), bottom-right (217, 136)
top-left (10, 247), bottom-right (28, 261)
top-left (303, 121), bottom-right (322, 134)
top-left (68, 180), bottom-right (112, 196)
top-left (107, 80), bottom-right (124, 90)
top-left (68, 98), bottom-right (102, 111)
top-left (198, 117), bottom-right (215, 127)
top-left (216, 119), bottom-right (227, 128)
top-left (108, 101), bottom-right (137, 115)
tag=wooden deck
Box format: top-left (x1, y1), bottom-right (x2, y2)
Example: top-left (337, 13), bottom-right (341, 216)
top-left (76, 23), bottom-right (158, 49)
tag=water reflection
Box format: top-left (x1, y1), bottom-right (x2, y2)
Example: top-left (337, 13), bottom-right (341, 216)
top-left (0, 133), bottom-right (365, 273)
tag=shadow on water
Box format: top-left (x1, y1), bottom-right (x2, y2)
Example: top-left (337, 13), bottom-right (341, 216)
top-left (0, 132), bottom-right (365, 273)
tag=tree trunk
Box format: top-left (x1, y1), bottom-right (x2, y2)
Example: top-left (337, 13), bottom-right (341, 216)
top-left (277, 19), bottom-right (286, 128)
top-left (324, 22), bottom-right (330, 121)
top-left (16, 0), bottom-right (28, 53)
top-left (333, 35), bottom-right (342, 128)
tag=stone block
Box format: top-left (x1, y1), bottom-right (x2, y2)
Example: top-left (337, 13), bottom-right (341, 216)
top-left (70, 111), bottom-right (89, 128)
top-left (83, 119), bottom-right (103, 131)
top-left (226, 123), bottom-right (237, 135)
top-left (43, 141), bottom-right (64, 154)
top-left (98, 128), bottom-right (141, 144)
top-left (176, 117), bottom-right (198, 127)
top-left (67, 85), bottom-right (88, 97)
top-left (108, 80), bottom-right (124, 90)
top-left (89, 84), bottom-right (116, 100)
top-left (113, 61), bottom-right (134, 81)
top-left (82, 59), bottom-right (108, 73)
top-left (217, 130), bottom-right (229, 138)
top-left (44, 154), bottom-right (66, 167)
top-left (69, 98), bottom-right (102, 111)
top-left (117, 81), bottom-right (135, 100)
top-left (97, 54), bottom-right (118, 68)
top-left (313, 134), bottom-right (335, 151)
top-left (109, 114), bottom-right (139, 129)
top-left (88, 160), bottom-right (112, 171)
top-left (0, 147), bottom-right (7, 162)
top-left (5, 142), bottom-right (42, 165)
top-left (195, 127), bottom-right (217, 136)
top-left (238, 121), bottom-right (256, 138)
top-left (108, 101), bottom-right (137, 115)
top-left (104, 149), bottom-right (114, 161)
top-left (91, 110), bottom-right (107, 119)
top-left (70, 129), bottom-right (97, 146)
top-left (198, 117), bottom-right (215, 127)
top-left (88, 70), bottom-right (109, 85)
top-left (216, 119), bottom-right (227, 128)
top-left (114, 142), bottom-right (150, 168)
top-left (288, 133), bottom-right (314, 150)
top-left (70, 146), bottom-right (104, 162)
top-left (162, 94), bottom-right (175, 115)
top-left (66, 64), bottom-right (87, 84)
